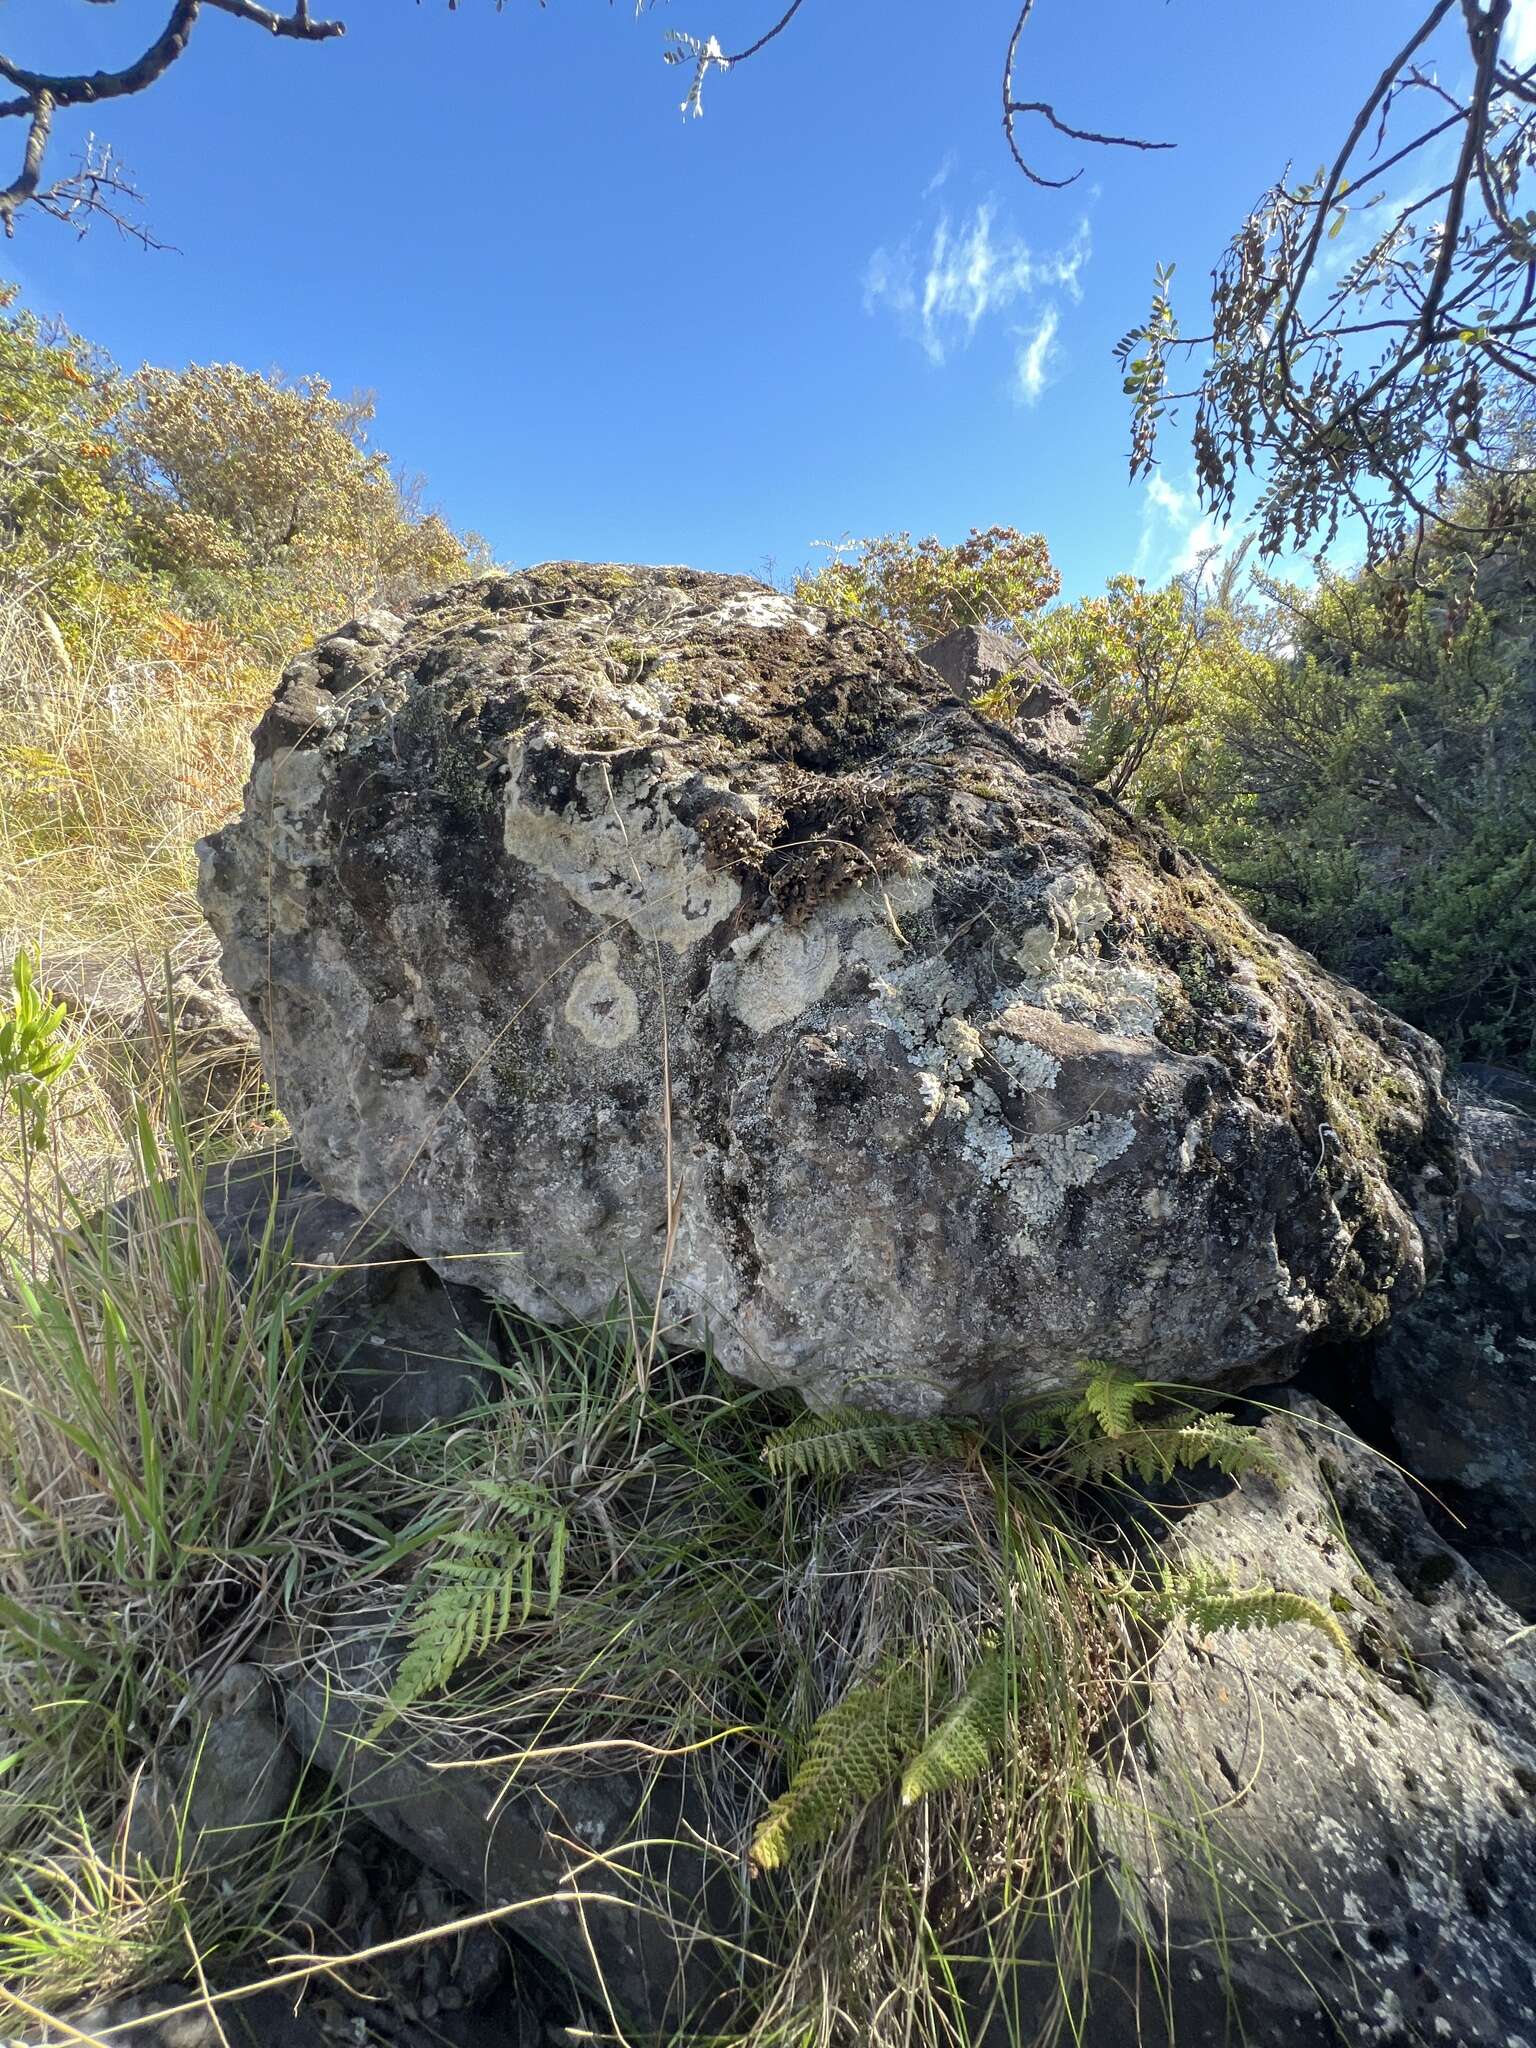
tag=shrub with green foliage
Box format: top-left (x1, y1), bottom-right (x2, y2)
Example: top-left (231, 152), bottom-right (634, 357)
top-left (118, 364), bottom-right (472, 656)
top-left (1179, 496), bottom-right (1536, 1073)
top-left (0, 287), bottom-right (134, 646)
top-left (795, 524), bottom-right (1060, 644)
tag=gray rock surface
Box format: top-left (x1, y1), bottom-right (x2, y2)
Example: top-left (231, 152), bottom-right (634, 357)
top-left (1371, 1075), bottom-right (1536, 1611)
top-left (199, 563), bottom-right (1459, 1415)
top-left (268, 1613), bottom-right (734, 2036)
top-left (917, 622), bottom-right (1085, 764)
top-left (195, 1145), bottom-right (498, 1431)
top-left (1084, 1395), bottom-right (1536, 2046)
top-left (121, 1664), bottom-right (298, 1885)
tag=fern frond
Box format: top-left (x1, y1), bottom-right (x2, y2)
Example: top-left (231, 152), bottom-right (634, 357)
top-left (381, 1488), bottom-right (570, 1725)
top-left (1152, 1571), bottom-right (1352, 1658)
top-left (750, 1664), bottom-right (926, 1871)
top-left (900, 1643), bottom-right (1012, 1806)
top-left (762, 1409), bottom-right (975, 1484)
top-left (1076, 1360), bottom-right (1153, 1439)
top-left (1064, 1414), bottom-right (1282, 1486)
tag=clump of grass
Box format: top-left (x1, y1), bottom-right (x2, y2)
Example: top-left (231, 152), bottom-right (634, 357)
top-left (0, 587), bottom-right (276, 1231)
top-left (0, 591), bottom-right (265, 963)
top-left (0, 1105), bottom-right (358, 2005)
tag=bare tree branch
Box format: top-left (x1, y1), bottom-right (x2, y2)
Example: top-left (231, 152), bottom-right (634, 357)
top-left (1001, 1), bottom-right (1172, 190)
top-left (0, 0), bottom-right (342, 239)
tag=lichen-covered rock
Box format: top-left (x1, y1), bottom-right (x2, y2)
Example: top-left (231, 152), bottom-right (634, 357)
top-left (1085, 1395), bottom-right (1536, 2047)
top-left (199, 564), bottom-right (1457, 1414)
top-left (1371, 1072), bottom-right (1536, 1611)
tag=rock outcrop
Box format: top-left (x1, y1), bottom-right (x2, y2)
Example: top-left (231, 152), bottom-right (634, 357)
top-left (1371, 1069), bottom-right (1536, 1611)
top-left (199, 564), bottom-right (1459, 1415)
top-left (1089, 1394), bottom-right (1536, 2047)
top-left (917, 621), bottom-right (1085, 765)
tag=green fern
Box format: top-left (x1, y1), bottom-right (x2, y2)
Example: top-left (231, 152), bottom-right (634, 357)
top-left (1064, 1413), bottom-right (1282, 1487)
top-left (1149, 1570), bottom-right (1352, 1658)
top-left (900, 1643), bottom-right (1012, 1806)
top-left (750, 1664), bottom-right (926, 1871)
top-left (380, 1482), bottom-right (569, 1725)
top-left (1075, 1360), bottom-right (1152, 1439)
top-left (762, 1408), bottom-right (976, 1483)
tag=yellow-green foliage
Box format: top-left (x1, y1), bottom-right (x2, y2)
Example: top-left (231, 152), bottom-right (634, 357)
top-left (0, 287), bottom-right (133, 646)
top-left (1027, 1361), bottom-right (1283, 1488)
top-left (1064, 1412), bottom-right (1282, 1487)
top-left (0, 952), bottom-right (76, 1150)
top-left (761, 1408), bottom-right (978, 1482)
top-left (750, 1663), bottom-right (927, 1871)
top-left (794, 525), bottom-right (1059, 644)
top-left (899, 1641), bottom-right (1011, 1806)
top-left (1150, 1568), bottom-right (1353, 1659)
top-left (119, 364), bottom-right (470, 658)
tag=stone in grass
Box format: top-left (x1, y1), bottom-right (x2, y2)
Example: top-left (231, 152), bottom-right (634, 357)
top-left (268, 1612), bottom-right (737, 2039)
top-left (916, 621), bottom-right (1085, 766)
top-left (199, 564), bottom-right (1459, 1416)
top-left (120, 1664), bottom-right (299, 1886)
top-left (193, 1144), bottom-right (499, 1433)
top-left (105, 1144), bottom-right (499, 1433)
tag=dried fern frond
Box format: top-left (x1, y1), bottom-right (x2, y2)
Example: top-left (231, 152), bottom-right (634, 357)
top-left (900, 1641), bottom-right (1013, 1806)
top-left (762, 1409), bottom-right (976, 1484)
top-left (750, 1664), bottom-right (926, 1871)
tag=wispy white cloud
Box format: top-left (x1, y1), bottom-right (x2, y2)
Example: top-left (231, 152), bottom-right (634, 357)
top-left (861, 246), bottom-right (916, 320)
top-left (1014, 304), bottom-right (1060, 406)
top-left (864, 204), bottom-right (1091, 367)
top-left (923, 152), bottom-right (956, 198)
top-left (1134, 470), bottom-right (1228, 581)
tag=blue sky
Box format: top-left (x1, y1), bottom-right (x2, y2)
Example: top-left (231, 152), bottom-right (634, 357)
top-left (0, 0), bottom-right (1485, 598)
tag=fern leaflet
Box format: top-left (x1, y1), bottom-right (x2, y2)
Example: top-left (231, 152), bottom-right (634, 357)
top-left (1064, 1414), bottom-right (1282, 1486)
top-left (900, 1643), bottom-right (1012, 1806)
top-left (1076, 1360), bottom-right (1152, 1439)
top-left (1151, 1571), bottom-right (1352, 1658)
top-left (762, 1409), bottom-right (976, 1483)
top-left (750, 1664), bottom-right (926, 1871)
top-left (380, 1483), bottom-right (570, 1725)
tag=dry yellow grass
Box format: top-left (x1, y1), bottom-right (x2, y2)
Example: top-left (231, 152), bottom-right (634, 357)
top-left (0, 593), bottom-right (275, 1230)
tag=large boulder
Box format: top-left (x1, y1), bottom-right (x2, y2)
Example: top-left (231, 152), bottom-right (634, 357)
top-left (1370, 1069), bottom-right (1536, 1610)
top-left (1085, 1395), bottom-right (1536, 2047)
top-left (198, 564), bottom-right (1458, 1415)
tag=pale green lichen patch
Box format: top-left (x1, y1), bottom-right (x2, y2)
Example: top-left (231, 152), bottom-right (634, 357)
top-left (723, 919), bottom-right (843, 1035)
top-left (564, 942), bottom-right (640, 1049)
top-left (1007, 867), bottom-right (1162, 1039)
top-left (503, 740), bottom-right (742, 954)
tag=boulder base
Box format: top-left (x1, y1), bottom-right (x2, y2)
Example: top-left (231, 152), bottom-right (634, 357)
top-left (199, 564), bottom-right (1457, 1414)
